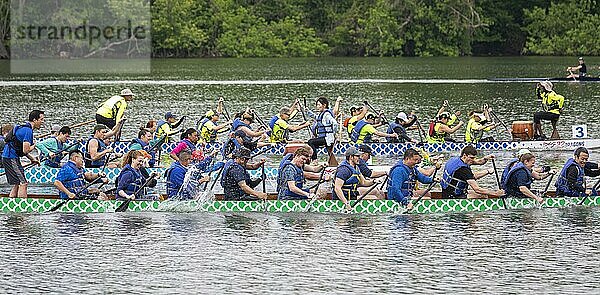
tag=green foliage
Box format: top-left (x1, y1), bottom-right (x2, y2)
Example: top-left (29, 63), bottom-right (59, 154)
top-left (524, 0), bottom-right (600, 55)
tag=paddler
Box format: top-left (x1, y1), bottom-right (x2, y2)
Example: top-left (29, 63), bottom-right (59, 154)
top-left (555, 147), bottom-right (600, 197)
top-left (344, 105), bottom-right (368, 138)
top-left (385, 112), bottom-right (418, 143)
top-left (566, 57), bottom-right (586, 79)
top-left (197, 110), bottom-right (231, 143)
top-left (533, 81), bottom-right (564, 140)
top-left (221, 147), bottom-right (268, 201)
top-left (387, 148), bottom-right (437, 209)
top-left (232, 111), bottom-right (267, 141)
top-left (332, 146), bottom-right (378, 210)
top-left (116, 150), bottom-right (159, 200)
top-left (427, 112), bottom-right (463, 144)
top-left (501, 149), bottom-right (549, 185)
top-left (156, 112), bottom-right (186, 143)
top-left (268, 106), bottom-right (310, 144)
top-left (165, 151), bottom-right (210, 199)
top-left (128, 128), bottom-right (159, 167)
top-left (169, 128), bottom-right (199, 162)
top-left (350, 113), bottom-right (398, 144)
top-left (502, 151), bottom-right (554, 202)
top-left (279, 144), bottom-right (327, 180)
top-left (306, 97), bottom-right (339, 161)
top-left (465, 110), bottom-right (498, 143)
top-left (356, 145), bottom-right (387, 199)
top-left (84, 124), bottom-right (119, 168)
top-left (36, 126), bottom-right (79, 168)
top-left (54, 150), bottom-right (109, 200)
top-left (440, 145), bottom-right (504, 199)
top-left (1, 110), bottom-right (44, 198)
top-left (277, 146), bottom-right (327, 200)
top-left (96, 88), bottom-right (134, 129)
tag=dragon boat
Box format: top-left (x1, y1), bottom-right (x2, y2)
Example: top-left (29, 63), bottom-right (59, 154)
top-left (1, 194), bottom-right (598, 215)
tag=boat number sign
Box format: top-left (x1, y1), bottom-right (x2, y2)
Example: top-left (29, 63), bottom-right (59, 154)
top-left (572, 125), bottom-right (588, 138)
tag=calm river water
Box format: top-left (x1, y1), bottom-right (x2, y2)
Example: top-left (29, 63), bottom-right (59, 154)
top-left (2, 57), bottom-right (600, 293)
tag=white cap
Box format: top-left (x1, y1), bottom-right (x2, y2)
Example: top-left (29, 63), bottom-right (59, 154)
top-left (396, 112), bottom-right (408, 122)
top-left (517, 148), bottom-right (532, 157)
top-left (120, 88), bottom-right (135, 96)
top-left (51, 124), bottom-right (61, 132)
top-left (476, 113), bottom-right (486, 121)
top-left (539, 81), bottom-right (553, 92)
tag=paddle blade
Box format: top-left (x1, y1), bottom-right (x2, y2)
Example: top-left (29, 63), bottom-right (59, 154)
top-left (115, 199), bottom-right (131, 212)
top-left (48, 200), bottom-right (67, 212)
top-left (327, 146), bottom-right (338, 166)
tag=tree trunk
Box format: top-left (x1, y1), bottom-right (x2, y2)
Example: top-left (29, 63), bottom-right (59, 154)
top-left (0, 38), bottom-right (8, 59)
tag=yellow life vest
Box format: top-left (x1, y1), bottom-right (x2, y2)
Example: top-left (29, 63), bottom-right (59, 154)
top-left (96, 95), bottom-right (127, 120)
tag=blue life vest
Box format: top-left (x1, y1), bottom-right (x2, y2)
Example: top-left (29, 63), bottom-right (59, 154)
top-left (115, 164), bottom-right (145, 199)
top-left (84, 137), bottom-right (107, 168)
top-left (332, 160), bottom-right (360, 200)
top-left (222, 138), bottom-right (242, 159)
top-left (503, 162), bottom-right (532, 197)
top-left (387, 163), bottom-right (418, 200)
top-left (440, 157), bottom-right (470, 197)
top-left (180, 139), bottom-right (197, 154)
top-left (279, 153), bottom-right (294, 170)
top-left (220, 159), bottom-right (250, 188)
top-left (232, 118), bottom-right (252, 132)
top-left (350, 119), bottom-right (372, 143)
top-left (555, 158), bottom-right (585, 197)
top-left (500, 158), bottom-right (519, 189)
top-left (313, 109), bottom-right (334, 138)
top-left (165, 161), bottom-right (188, 198)
top-left (44, 137), bottom-right (64, 168)
top-left (58, 161), bottom-right (87, 199)
top-left (129, 138), bottom-right (157, 167)
top-left (277, 162), bottom-right (306, 200)
top-left (385, 122), bottom-right (403, 143)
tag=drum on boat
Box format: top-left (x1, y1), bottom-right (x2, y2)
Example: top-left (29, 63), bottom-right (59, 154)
top-left (511, 121), bottom-right (534, 140)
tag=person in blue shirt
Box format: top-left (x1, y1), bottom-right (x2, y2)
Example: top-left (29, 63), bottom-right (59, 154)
top-left (332, 146), bottom-right (376, 211)
top-left (221, 147), bottom-right (268, 201)
top-left (116, 150), bottom-right (159, 200)
top-left (54, 150), bottom-right (108, 200)
top-left (277, 146), bottom-right (328, 200)
top-left (128, 128), bottom-right (159, 167)
top-left (356, 145), bottom-right (387, 199)
top-left (503, 152), bottom-right (553, 203)
top-left (387, 148), bottom-right (436, 209)
top-left (36, 126), bottom-right (79, 168)
top-left (166, 151), bottom-right (211, 199)
top-left (2, 110), bottom-right (44, 198)
top-left (555, 147), bottom-right (600, 197)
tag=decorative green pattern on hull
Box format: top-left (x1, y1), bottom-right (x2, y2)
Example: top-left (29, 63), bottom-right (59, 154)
top-left (1, 196), bottom-right (599, 215)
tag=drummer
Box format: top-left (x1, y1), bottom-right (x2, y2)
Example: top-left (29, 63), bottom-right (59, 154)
top-left (533, 81), bottom-right (564, 140)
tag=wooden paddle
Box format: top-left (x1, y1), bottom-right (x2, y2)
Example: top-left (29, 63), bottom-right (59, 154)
top-left (305, 166), bottom-right (329, 212)
top-left (489, 110), bottom-right (510, 135)
top-left (364, 101), bottom-right (389, 125)
top-left (349, 174), bottom-right (389, 211)
top-left (115, 173), bottom-right (159, 212)
top-left (404, 181), bottom-right (439, 214)
top-left (36, 119), bottom-right (95, 139)
top-left (579, 178), bottom-right (600, 205)
top-left (47, 175), bottom-right (105, 212)
top-left (296, 98), bottom-right (314, 139)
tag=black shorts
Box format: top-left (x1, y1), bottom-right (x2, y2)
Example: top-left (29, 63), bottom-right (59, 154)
top-left (533, 112), bottom-right (559, 124)
top-left (96, 114), bottom-right (116, 129)
top-left (1, 157), bottom-right (27, 185)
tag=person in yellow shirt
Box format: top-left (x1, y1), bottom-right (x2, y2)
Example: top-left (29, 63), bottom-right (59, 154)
top-left (344, 105), bottom-right (368, 138)
top-left (268, 106), bottom-right (310, 143)
top-left (156, 112), bottom-right (186, 143)
top-left (427, 112), bottom-right (464, 144)
top-left (465, 111), bottom-right (498, 143)
top-left (350, 113), bottom-right (397, 144)
top-left (96, 88), bottom-right (134, 129)
top-left (197, 110), bottom-right (231, 143)
top-left (533, 81), bottom-right (564, 139)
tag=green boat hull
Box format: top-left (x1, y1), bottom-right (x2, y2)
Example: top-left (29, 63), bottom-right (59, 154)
top-left (1, 196), bottom-right (599, 214)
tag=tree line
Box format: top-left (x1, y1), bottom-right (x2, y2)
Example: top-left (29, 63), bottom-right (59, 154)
top-left (1, 0), bottom-right (600, 59)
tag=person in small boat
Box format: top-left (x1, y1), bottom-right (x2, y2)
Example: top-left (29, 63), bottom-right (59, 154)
top-left (332, 146), bottom-right (379, 210)
top-left (386, 112), bottom-right (418, 143)
top-left (116, 150), bottom-right (159, 200)
top-left (277, 146), bottom-right (328, 200)
top-left (221, 147), bottom-right (268, 201)
top-left (84, 124), bottom-right (119, 168)
top-left (533, 81), bottom-right (564, 140)
top-left (427, 112), bottom-right (463, 143)
top-left (232, 111), bottom-right (267, 142)
top-left (465, 110), bottom-right (498, 143)
top-left (306, 96), bottom-right (339, 161)
top-left (387, 148), bottom-right (437, 209)
top-left (2, 110), bottom-right (44, 198)
top-left (440, 145), bottom-right (504, 199)
top-left (128, 128), bottom-right (159, 167)
top-left (344, 105), bottom-right (368, 138)
top-left (54, 150), bottom-right (109, 200)
top-left (501, 149), bottom-right (549, 186)
top-left (197, 110), bottom-right (231, 144)
top-left (156, 112), bottom-right (185, 143)
top-left (96, 88), bottom-right (134, 129)
top-left (278, 144), bottom-right (327, 180)
top-left (502, 152), bottom-right (554, 203)
top-left (356, 145), bottom-right (387, 199)
top-left (165, 151), bottom-right (211, 199)
top-left (555, 147), bottom-right (600, 197)
top-left (268, 106), bottom-right (310, 144)
top-left (566, 57), bottom-right (587, 79)
top-left (169, 128), bottom-right (199, 162)
top-left (36, 126), bottom-right (79, 168)
top-left (350, 113), bottom-right (398, 144)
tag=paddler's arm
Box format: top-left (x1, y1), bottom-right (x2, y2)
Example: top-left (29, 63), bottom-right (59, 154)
top-left (245, 159), bottom-right (266, 170)
top-left (333, 177), bottom-right (351, 210)
top-left (238, 181), bottom-right (268, 200)
top-left (332, 96), bottom-right (342, 117)
top-left (88, 139), bottom-right (113, 161)
top-left (53, 180), bottom-right (76, 199)
top-left (466, 179), bottom-right (504, 197)
top-left (287, 180), bottom-right (311, 198)
top-left (474, 168), bottom-right (494, 180)
top-left (519, 185), bottom-right (543, 202)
